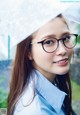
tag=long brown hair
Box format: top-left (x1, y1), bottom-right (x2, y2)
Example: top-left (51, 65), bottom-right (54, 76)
top-left (7, 15), bottom-right (76, 115)
top-left (7, 35), bottom-right (33, 115)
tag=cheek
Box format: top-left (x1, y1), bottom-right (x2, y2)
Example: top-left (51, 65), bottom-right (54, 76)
top-left (31, 46), bottom-right (53, 62)
top-left (32, 45), bottom-right (43, 58)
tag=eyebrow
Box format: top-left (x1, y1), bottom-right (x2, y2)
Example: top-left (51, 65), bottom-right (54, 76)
top-left (41, 32), bottom-right (70, 39)
top-left (60, 32), bottom-right (70, 37)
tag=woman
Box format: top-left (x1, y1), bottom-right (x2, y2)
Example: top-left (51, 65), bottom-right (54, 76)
top-left (7, 14), bottom-right (78, 115)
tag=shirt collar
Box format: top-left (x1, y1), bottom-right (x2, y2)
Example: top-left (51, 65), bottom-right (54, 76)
top-left (31, 70), bottom-right (66, 114)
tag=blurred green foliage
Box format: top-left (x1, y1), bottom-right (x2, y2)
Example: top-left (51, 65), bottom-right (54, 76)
top-left (77, 24), bottom-right (80, 44)
top-left (77, 35), bottom-right (80, 44)
top-left (72, 80), bottom-right (80, 102)
top-left (72, 80), bottom-right (80, 114)
top-left (0, 75), bottom-right (8, 108)
top-left (0, 88), bottom-right (8, 108)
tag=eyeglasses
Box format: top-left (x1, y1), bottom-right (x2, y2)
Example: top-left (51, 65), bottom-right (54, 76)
top-left (31, 34), bottom-right (78, 53)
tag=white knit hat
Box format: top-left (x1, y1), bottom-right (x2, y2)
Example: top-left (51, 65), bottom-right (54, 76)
top-left (0, 0), bottom-right (80, 59)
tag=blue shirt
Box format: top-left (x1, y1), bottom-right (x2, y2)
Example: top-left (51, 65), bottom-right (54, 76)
top-left (14, 70), bottom-right (66, 115)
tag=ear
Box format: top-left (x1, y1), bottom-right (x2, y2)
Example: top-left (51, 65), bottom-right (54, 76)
top-left (28, 52), bottom-right (33, 60)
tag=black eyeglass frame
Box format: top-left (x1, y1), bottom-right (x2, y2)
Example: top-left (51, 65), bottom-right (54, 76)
top-left (31, 34), bottom-right (78, 53)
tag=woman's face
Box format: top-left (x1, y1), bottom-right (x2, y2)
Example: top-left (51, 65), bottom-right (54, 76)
top-left (29, 17), bottom-right (73, 82)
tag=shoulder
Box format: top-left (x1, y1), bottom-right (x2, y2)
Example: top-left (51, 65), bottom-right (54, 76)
top-left (13, 81), bottom-right (41, 115)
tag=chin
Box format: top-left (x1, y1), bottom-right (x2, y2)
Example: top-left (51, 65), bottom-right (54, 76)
top-left (58, 71), bottom-right (69, 75)
top-left (52, 65), bottom-right (70, 75)
top-left (56, 69), bottom-right (69, 75)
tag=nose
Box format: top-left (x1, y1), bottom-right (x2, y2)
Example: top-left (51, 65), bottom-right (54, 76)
top-left (56, 41), bottom-right (67, 56)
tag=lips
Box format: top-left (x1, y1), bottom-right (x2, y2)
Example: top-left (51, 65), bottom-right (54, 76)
top-left (53, 58), bottom-right (69, 64)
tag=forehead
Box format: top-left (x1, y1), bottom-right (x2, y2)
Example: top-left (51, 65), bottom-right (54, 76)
top-left (33, 17), bottom-right (69, 40)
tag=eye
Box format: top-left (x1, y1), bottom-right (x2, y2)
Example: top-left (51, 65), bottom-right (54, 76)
top-left (63, 35), bottom-right (70, 42)
top-left (43, 39), bottom-right (56, 46)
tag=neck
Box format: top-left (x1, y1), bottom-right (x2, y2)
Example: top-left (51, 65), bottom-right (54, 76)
top-left (37, 69), bottom-right (56, 83)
